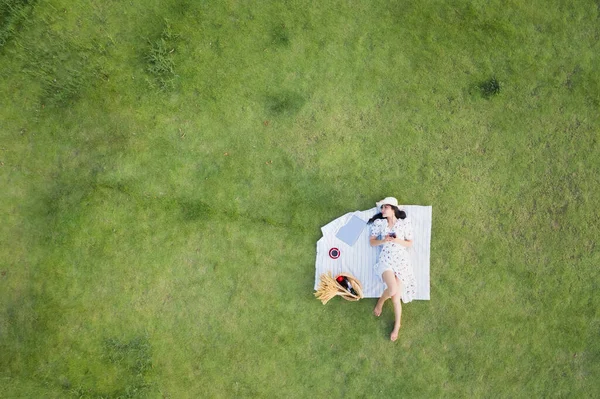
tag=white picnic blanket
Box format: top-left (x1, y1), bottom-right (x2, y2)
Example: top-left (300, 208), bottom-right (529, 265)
top-left (314, 206), bottom-right (432, 299)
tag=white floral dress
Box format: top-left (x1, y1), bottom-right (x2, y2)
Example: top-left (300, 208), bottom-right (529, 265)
top-left (370, 217), bottom-right (417, 303)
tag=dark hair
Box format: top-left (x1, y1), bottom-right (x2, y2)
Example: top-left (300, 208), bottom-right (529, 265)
top-left (367, 205), bottom-right (406, 224)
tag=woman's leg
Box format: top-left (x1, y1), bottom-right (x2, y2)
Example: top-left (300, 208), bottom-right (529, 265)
top-left (373, 270), bottom-right (398, 316)
top-left (390, 277), bottom-right (403, 341)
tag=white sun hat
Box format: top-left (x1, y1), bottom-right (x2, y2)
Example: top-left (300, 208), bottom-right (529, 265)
top-left (376, 197), bottom-right (405, 211)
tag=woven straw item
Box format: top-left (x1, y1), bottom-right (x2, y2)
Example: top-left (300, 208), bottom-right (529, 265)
top-left (314, 272), bottom-right (364, 305)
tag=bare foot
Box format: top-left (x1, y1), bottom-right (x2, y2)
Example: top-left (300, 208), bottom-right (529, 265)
top-left (390, 325), bottom-right (401, 341)
top-left (373, 304), bottom-right (383, 317)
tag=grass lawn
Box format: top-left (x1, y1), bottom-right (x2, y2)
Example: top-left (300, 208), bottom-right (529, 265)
top-left (1, 0), bottom-right (598, 397)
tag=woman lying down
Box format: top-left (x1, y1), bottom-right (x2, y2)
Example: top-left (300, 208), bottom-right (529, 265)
top-left (368, 197), bottom-right (417, 341)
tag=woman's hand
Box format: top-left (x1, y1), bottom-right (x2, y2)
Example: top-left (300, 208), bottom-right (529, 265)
top-left (371, 236), bottom-right (413, 247)
top-left (370, 236), bottom-right (385, 247)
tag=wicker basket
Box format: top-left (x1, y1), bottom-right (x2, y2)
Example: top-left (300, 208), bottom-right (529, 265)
top-left (314, 272), bottom-right (364, 305)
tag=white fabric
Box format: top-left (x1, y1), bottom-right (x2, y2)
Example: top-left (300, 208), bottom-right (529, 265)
top-left (314, 206), bottom-right (432, 300)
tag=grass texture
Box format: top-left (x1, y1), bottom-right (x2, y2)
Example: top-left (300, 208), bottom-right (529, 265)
top-left (0, 0), bottom-right (598, 397)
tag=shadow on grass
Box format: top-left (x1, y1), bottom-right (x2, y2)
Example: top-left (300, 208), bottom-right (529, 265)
top-left (179, 199), bottom-right (213, 221)
top-left (270, 23), bottom-right (290, 47)
top-left (17, 16), bottom-right (113, 107)
top-left (265, 90), bottom-right (306, 116)
top-left (0, 0), bottom-right (37, 49)
top-left (479, 76), bottom-right (501, 98)
top-left (468, 76), bottom-right (501, 99)
top-left (66, 335), bottom-right (155, 397)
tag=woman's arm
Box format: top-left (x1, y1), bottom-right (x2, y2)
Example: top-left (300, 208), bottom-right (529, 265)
top-left (394, 238), bottom-right (413, 247)
top-left (370, 234), bottom-right (399, 247)
top-left (370, 236), bottom-right (387, 247)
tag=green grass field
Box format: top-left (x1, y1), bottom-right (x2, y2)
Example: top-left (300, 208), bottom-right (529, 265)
top-left (1, 0), bottom-right (598, 397)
